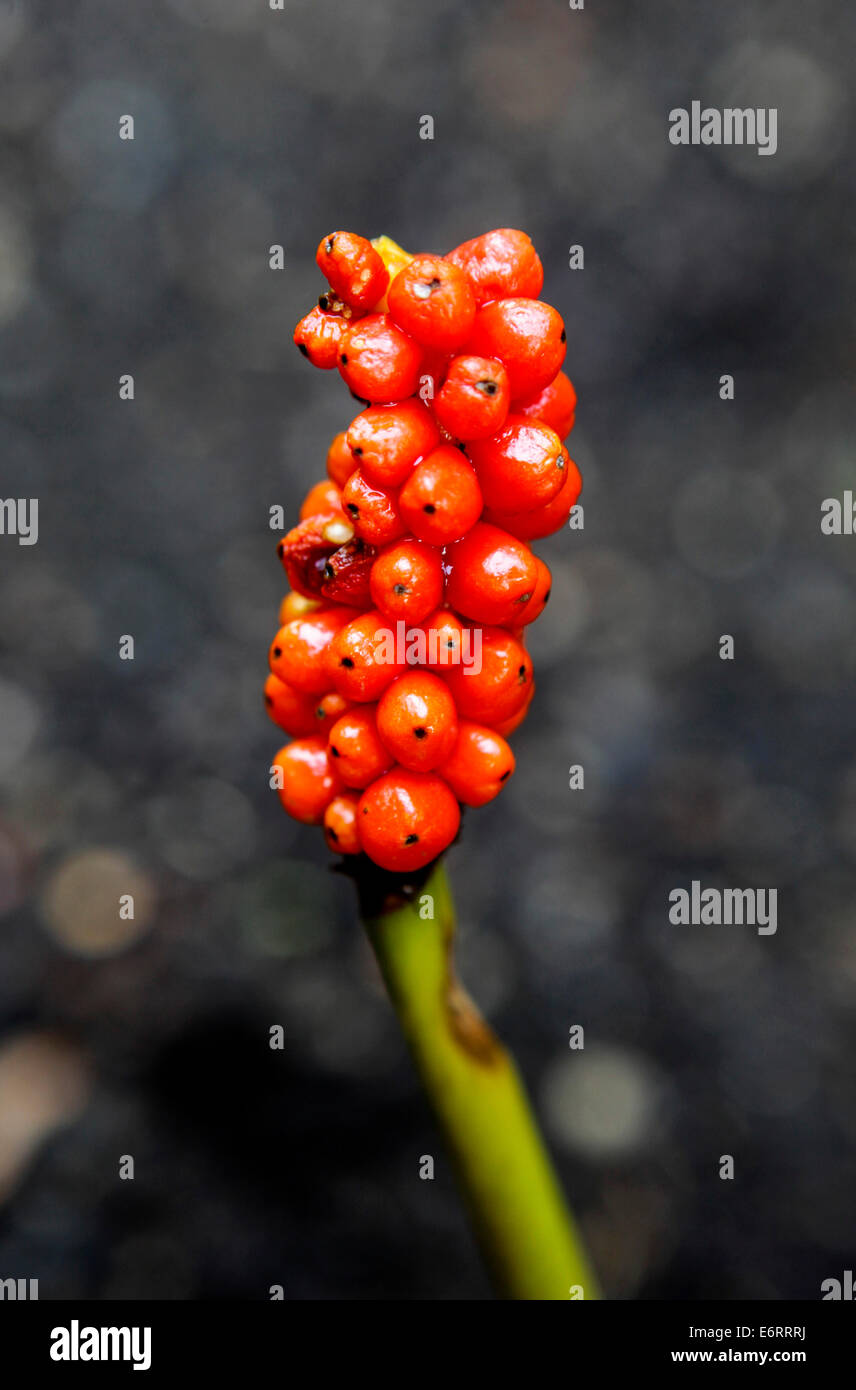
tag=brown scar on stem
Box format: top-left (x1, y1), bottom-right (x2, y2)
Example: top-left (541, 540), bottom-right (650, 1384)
top-left (443, 970), bottom-right (504, 1068)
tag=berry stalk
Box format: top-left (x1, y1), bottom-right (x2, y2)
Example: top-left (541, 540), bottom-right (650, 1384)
top-left (355, 855), bottom-right (600, 1301)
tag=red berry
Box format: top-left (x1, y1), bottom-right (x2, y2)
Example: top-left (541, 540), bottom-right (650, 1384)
top-left (327, 431), bottom-right (358, 488)
top-left (341, 469), bottom-right (406, 546)
top-left (313, 690), bottom-right (352, 731)
top-left (273, 737), bottom-right (342, 825)
top-left (444, 522), bottom-right (538, 627)
top-left (319, 536), bottom-right (377, 607)
top-left (294, 305), bottom-right (347, 370)
top-left (442, 626), bottom-right (533, 724)
top-left (445, 228), bottom-right (544, 307)
top-left (484, 453), bottom-right (581, 540)
top-left (369, 538), bottom-right (445, 622)
top-left (433, 355), bottom-right (510, 441)
top-left (277, 513), bottom-right (355, 599)
top-left (398, 444), bottom-right (483, 545)
top-left (467, 415), bottom-right (566, 512)
top-left (358, 769), bottom-right (460, 872)
top-left (387, 253), bottom-right (476, 353)
top-left (465, 299), bottom-right (566, 400)
top-left (324, 791), bottom-right (362, 855)
top-left (492, 679), bottom-right (535, 736)
top-left (326, 609), bottom-right (407, 702)
top-left (300, 479), bottom-right (344, 521)
top-left (515, 556), bottom-right (552, 626)
top-left (269, 607), bottom-right (352, 694)
top-left (316, 231), bottom-right (388, 313)
top-left (338, 314), bottom-right (423, 404)
top-left (409, 607), bottom-right (466, 669)
top-left (439, 721), bottom-right (515, 806)
top-left (327, 705), bottom-right (394, 788)
top-left (376, 671), bottom-right (458, 772)
top-left (347, 399), bottom-right (440, 488)
top-left (515, 371), bottom-right (577, 439)
top-left (264, 672), bottom-right (319, 737)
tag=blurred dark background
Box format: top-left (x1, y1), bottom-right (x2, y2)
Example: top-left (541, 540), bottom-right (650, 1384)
top-left (0, 0), bottom-right (854, 1299)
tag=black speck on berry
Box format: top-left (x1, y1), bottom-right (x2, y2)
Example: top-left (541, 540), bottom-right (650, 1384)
top-left (413, 727), bottom-right (427, 740)
top-left (341, 657), bottom-right (355, 668)
top-left (560, 328), bottom-right (566, 343)
top-left (404, 834), bottom-right (419, 845)
top-left (273, 647), bottom-right (282, 658)
top-left (325, 236), bottom-right (335, 254)
top-left (476, 379), bottom-right (497, 395)
top-left (297, 343), bottom-right (309, 358)
top-left (423, 504), bottom-right (436, 514)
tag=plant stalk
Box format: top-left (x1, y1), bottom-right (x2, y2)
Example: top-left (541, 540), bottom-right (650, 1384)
top-left (356, 855), bottom-right (599, 1301)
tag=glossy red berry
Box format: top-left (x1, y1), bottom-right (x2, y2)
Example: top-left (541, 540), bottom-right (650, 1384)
top-left (347, 399), bottom-right (440, 488)
top-left (326, 431), bottom-right (358, 488)
top-left (358, 769), bottom-right (461, 872)
top-left (406, 607), bottom-right (466, 670)
top-left (338, 314), bottom-right (423, 404)
top-left (324, 791), bottom-right (362, 855)
top-left (269, 607), bottom-right (352, 694)
top-left (515, 555), bottom-right (552, 626)
top-left (369, 538), bottom-right (445, 622)
top-left (492, 679), bottom-right (535, 736)
top-left (326, 609), bottom-right (407, 702)
top-left (515, 371), bottom-right (577, 439)
top-left (376, 671), bottom-right (459, 772)
top-left (387, 253), bottom-right (476, 353)
top-left (467, 415), bottom-right (566, 513)
top-left (300, 479), bottom-right (344, 521)
top-left (273, 737), bottom-right (342, 825)
top-left (444, 522), bottom-right (538, 627)
top-left (439, 721), bottom-right (516, 806)
top-left (442, 626), bottom-right (533, 724)
top-left (398, 445), bottom-right (483, 545)
top-left (341, 469), bottom-right (406, 546)
top-left (433, 355), bottom-right (510, 441)
top-left (445, 228), bottom-right (543, 307)
top-left (264, 672), bottom-right (319, 737)
top-left (293, 305), bottom-right (347, 369)
top-left (466, 299), bottom-right (566, 400)
top-left (484, 453), bottom-right (581, 540)
top-left (327, 706), bottom-right (394, 788)
top-left (316, 231), bottom-right (388, 312)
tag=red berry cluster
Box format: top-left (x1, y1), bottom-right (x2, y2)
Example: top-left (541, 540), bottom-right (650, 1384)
top-left (267, 229), bottom-right (581, 873)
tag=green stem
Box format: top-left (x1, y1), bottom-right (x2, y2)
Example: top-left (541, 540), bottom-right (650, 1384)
top-left (356, 856), bottom-right (600, 1301)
